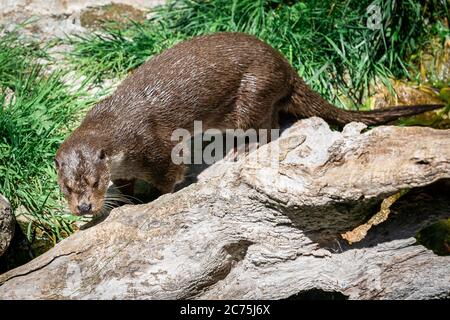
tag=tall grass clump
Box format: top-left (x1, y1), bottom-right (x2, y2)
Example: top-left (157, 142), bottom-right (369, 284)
top-left (0, 29), bottom-right (96, 245)
top-left (68, 0), bottom-right (449, 108)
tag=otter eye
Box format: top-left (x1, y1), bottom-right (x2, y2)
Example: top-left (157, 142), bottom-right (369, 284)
top-left (65, 184), bottom-right (72, 193)
top-left (93, 180), bottom-right (99, 188)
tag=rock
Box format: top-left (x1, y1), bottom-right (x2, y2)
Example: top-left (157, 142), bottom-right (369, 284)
top-left (0, 194), bottom-right (14, 258)
top-left (0, 0), bottom-right (165, 38)
top-left (0, 118), bottom-right (449, 299)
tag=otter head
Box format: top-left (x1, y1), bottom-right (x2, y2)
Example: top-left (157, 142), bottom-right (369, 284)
top-left (55, 143), bottom-right (110, 216)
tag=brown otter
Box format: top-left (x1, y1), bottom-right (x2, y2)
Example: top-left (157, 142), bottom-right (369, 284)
top-left (55, 32), bottom-right (443, 216)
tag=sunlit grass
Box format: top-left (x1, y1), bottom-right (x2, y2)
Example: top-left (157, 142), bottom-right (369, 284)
top-left (0, 29), bottom-right (97, 244)
top-left (67, 0), bottom-right (449, 108)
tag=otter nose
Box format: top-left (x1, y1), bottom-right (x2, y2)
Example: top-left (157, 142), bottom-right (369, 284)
top-left (77, 203), bottom-right (92, 214)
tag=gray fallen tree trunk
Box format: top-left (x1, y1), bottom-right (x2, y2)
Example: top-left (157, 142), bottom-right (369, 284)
top-left (0, 117), bottom-right (449, 299)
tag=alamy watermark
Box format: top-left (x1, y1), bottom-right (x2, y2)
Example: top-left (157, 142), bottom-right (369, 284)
top-left (170, 120), bottom-right (281, 168)
top-left (366, 3), bottom-right (382, 30)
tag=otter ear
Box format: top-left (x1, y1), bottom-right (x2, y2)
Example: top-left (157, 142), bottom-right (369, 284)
top-left (54, 158), bottom-right (60, 170)
top-left (99, 149), bottom-right (107, 161)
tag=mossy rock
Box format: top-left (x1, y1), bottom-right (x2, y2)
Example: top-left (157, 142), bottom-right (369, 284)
top-left (80, 4), bottom-right (147, 29)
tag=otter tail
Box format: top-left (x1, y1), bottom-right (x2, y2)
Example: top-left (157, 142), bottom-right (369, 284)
top-left (285, 74), bottom-right (444, 126)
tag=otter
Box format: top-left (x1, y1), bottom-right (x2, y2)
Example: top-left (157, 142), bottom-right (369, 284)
top-left (55, 32), bottom-right (443, 216)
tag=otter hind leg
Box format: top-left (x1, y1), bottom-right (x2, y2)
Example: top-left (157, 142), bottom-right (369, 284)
top-left (139, 149), bottom-right (187, 195)
top-left (232, 66), bottom-right (290, 131)
top-left (151, 162), bottom-right (187, 194)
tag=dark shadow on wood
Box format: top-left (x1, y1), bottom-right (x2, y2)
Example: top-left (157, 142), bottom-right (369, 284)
top-left (335, 179), bottom-right (450, 252)
top-left (285, 289), bottom-right (348, 300)
top-left (0, 223), bottom-right (33, 274)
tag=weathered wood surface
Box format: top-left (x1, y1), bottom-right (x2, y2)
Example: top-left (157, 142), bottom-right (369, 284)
top-left (0, 118), bottom-right (449, 299)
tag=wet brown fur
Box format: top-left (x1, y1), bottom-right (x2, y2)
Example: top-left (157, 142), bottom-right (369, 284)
top-left (55, 32), bottom-right (443, 215)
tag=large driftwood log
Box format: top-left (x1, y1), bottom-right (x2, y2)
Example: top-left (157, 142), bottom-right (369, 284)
top-left (0, 118), bottom-right (449, 299)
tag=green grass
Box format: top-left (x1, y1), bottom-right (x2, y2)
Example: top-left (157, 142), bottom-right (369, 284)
top-left (67, 0), bottom-right (449, 108)
top-left (0, 29), bottom-right (97, 245)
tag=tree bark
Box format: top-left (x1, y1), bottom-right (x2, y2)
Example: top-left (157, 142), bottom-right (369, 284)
top-left (0, 118), bottom-right (449, 299)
